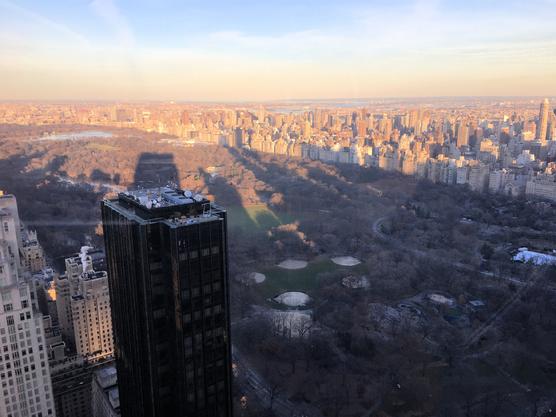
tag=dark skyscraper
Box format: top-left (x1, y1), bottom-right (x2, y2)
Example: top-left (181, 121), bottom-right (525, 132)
top-left (101, 187), bottom-right (233, 417)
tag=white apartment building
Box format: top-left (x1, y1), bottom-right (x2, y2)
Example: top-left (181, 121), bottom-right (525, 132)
top-left (71, 270), bottom-right (113, 360)
top-left (55, 248), bottom-right (113, 361)
top-left (0, 191), bottom-right (56, 417)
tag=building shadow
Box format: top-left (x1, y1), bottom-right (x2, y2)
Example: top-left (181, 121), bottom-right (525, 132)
top-left (0, 150), bottom-right (110, 261)
top-left (132, 152), bottom-right (180, 189)
top-left (225, 147), bottom-right (384, 257)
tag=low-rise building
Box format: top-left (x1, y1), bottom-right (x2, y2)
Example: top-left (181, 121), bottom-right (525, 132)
top-left (91, 366), bottom-right (120, 417)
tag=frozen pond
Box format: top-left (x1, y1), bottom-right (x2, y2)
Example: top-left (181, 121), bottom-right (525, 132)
top-left (36, 130), bottom-right (114, 141)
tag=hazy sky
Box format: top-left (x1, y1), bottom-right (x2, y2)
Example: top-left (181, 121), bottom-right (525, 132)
top-left (1, 0), bottom-right (555, 100)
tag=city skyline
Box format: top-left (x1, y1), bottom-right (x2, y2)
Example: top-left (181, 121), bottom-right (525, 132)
top-left (1, 0), bottom-right (556, 101)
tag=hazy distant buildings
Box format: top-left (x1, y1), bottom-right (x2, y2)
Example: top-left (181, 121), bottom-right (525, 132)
top-left (468, 164), bottom-right (490, 192)
top-left (3, 99), bottom-right (556, 205)
top-left (102, 187), bottom-right (233, 417)
top-left (456, 122), bottom-right (469, 148)
top-left (526, 174), bottom-right (556, 202)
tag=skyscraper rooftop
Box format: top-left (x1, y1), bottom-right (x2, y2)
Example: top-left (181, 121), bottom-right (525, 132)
top-left (109, 186), bottom-right (221, 222)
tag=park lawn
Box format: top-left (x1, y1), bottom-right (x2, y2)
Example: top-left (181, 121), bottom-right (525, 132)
top-left (257, 257), bottom-right (369, 301)
top-left (227, 204), bottom-right (295, 234)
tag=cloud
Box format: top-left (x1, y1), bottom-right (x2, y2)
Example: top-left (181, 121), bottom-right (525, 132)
top-left (0, 0), bottom-right (89, 45)
top-left (1, 0), bottom-right (556, 100)
top-left (90, 0), bottom-right (135, 48)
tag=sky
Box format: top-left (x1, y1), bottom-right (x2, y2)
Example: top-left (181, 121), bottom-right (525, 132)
top-left (0, 0), bottom-right (555, 101)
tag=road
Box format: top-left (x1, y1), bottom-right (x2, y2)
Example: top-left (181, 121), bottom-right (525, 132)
top-left (462, 273), bottom-right (538, 350)
top-left (373, 215), bottom-right (556, 396)
top-left (373, 216), bottom-right (554, 339)
top-left (233, 346), bottom-right (322, 417)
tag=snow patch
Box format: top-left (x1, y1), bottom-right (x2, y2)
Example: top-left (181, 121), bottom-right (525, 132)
top-left (277, 259), bottom-right (308, 270)
top-left (513, 250), bottom-right (556, 266)
top-left (331, 256), bottom-right (361, 266)
top-left (271, 310), bottom-right (313, 338)
top-left (274, 291), bottom-right (311, 307)
top-left (249, 272), bottom-right (266, 284)
top-left (428, 293), bottom-right (455, 306)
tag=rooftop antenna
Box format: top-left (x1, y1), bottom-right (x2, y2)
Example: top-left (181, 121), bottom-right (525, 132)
top-left (167, 176), bottom-right (178, 190)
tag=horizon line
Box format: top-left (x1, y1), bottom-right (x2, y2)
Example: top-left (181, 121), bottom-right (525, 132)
top-left (0, 95), bottom-right (554, 105)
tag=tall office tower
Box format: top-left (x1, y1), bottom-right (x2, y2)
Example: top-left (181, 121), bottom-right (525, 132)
top-left (536, 98), bottom-right (550, 141)
top-left (457, 122), bottom-right (469, 148)
top-left (101, 187), bottom-right (233, 417)
top-left (233, 127), bottom-right (243, 148)
top-left (0, 191), bottom-right (56, 417)
top-left (408, 109), bottom-right (422, 134)
top-left (313, 109), bottom-right (323, 130)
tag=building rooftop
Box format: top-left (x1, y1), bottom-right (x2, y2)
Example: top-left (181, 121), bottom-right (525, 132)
top-left (95, 365), bottom-right (120, 412)
top-left (106, 186), bottom-right (224, 223)
top-left (82, 270), bottom-right (107, 281)
top-left (97, 366), bottom-right (118, 384)
top-left (120, 186), bottom-right (208, 210)
top-left (108, 386), bottom-right (120, 410)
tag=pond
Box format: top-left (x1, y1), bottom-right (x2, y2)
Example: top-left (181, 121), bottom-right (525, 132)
top-left (36, 130), bottom-right (114, 141)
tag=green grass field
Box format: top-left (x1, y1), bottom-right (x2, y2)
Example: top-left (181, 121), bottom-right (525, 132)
top-left (227, 204), bottom-right (295, 234)
top-left (257, 257), bottom-right (368, 300)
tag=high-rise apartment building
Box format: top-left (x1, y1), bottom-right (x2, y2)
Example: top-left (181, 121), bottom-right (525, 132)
top-left (55, 251), bottom-right (91, 347)
top-left (101, 187), bottom-right (233, 417)
top-left (49, 247), bottom-right (114, 417)
top-left (55, 247), bottom-right (113, 360)
top-left (20, 230), bottom-right (46, 274)
top-left (0, 191), bottom-right (56, 417)
top-left (71, 269), bottom-right (113, 360)
top-left (537, 98), bottom-right (550, 141)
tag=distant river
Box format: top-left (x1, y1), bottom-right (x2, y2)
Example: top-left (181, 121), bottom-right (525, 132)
top-left (36, 130), bottom-right (114, 141)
